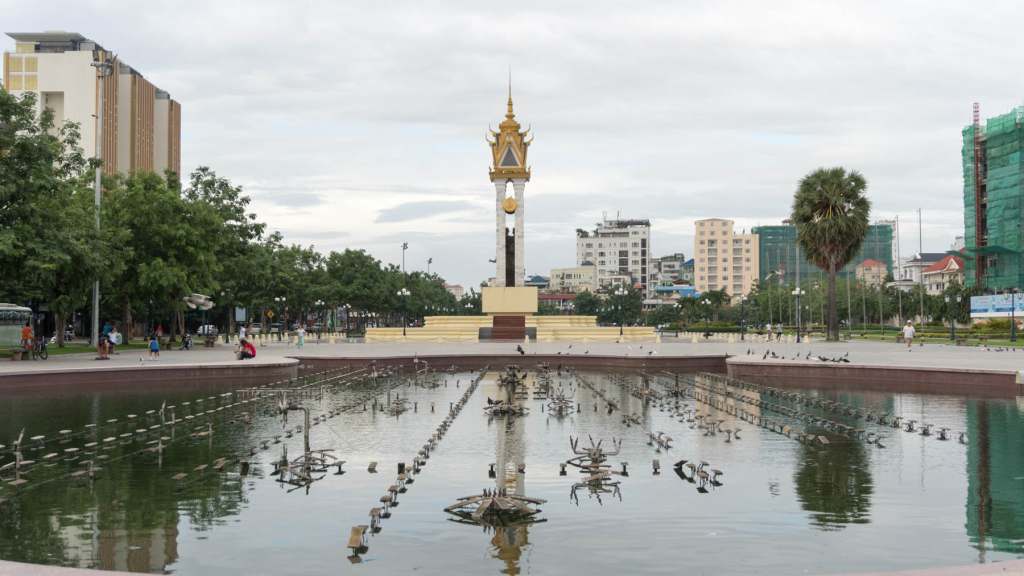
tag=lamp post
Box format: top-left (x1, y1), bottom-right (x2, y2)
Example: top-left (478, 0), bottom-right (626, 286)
top-left (792, 287), bottom-right (805, 343)
top-left (945, 294), bottom-right (961, 342)
top-left (397, 288), bottom-right (410, 337)
top-left (740, 295), bottom-right (748, 341)
top-left (401, 242), bottom-right (408, 274)
top-left (701, 298), bottom-right (711, 331)
top-left (342, 303), bottom-right (352, 335)
top-left (89, 54), bottom-right (114, 348)
top-left (274, 296), bottom-right (286, 341)
top-left (314, 299), bottom-right (324, 341)
top-left (614, 286), bottom-right (628, 336)
top-left (1012, 289), bottom-right (1018, 343)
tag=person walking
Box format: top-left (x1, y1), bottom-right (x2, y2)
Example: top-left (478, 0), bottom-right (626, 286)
top-left (765, 322), bottom-right (772, 342)
top-left (902, 320), bottom-right (916, 350)
top-left (296, 325), bottom-right (306, 348)
top-left (239, 323), bottom-right (246, 342)
top-left (108, 326), bottom-right (121, 355)
top-left (148, 334), bottom-right (161, 359)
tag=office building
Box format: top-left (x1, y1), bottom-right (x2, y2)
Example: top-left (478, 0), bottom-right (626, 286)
top-left (549, 265), bottom-right (597, 293)
top-left (693, 218), bottom-right (758, 299)
top-left (754, 222), bottom-right (894, 285)
top-left (576, 218), bottom-right (652, 294)
top-left (3, 31), bottom-right (181, 176)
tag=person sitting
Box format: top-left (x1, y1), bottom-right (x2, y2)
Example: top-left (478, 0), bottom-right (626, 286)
top-left (237, 339), bottom-right (256, 360)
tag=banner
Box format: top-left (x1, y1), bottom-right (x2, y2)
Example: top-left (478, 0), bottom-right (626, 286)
top-left (970, 294), bottom-right (1024, 318)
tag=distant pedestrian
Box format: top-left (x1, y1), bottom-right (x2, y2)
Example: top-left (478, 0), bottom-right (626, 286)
top-left (902, 321), bottom-right (916, 350)
top-left (296, 325), bottom-right (306, 348)
top-left (765, 323), bottom-right (772, 341)
top-left (109, 326), bottom-right (121, 354)
top-left (102, 320), bottom-right (112, 338)
top-left (20, 321), bottom-right (33, 352)
top-left (775, 323), bottom-right (783, 342)
top-left (239, 324), bottom-right (246, 341)
top-left (149, 334), bottom-right (160, 359)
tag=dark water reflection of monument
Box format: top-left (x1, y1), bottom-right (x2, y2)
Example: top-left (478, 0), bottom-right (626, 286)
top-left (966, 400), bottom-right (1024, 559)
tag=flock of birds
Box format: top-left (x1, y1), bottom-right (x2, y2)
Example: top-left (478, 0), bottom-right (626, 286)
top-left (749, 349), bottom-right (851, 363)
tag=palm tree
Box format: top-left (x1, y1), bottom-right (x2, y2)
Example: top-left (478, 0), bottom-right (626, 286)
top-left (792, 168), bottom-right (871, 341)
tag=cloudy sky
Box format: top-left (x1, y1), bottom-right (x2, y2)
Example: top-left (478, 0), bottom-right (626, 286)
top-left (6, 1), bottom-right (1022, 288)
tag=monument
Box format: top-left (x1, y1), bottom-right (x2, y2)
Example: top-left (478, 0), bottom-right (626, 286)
top-left (481, 85), bottom-right (539, 340)
top-left (365, 86), bottom-right (654, 343)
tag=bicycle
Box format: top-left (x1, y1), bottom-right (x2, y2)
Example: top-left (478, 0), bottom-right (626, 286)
top-left (32, 337), bottom-right (48, 360)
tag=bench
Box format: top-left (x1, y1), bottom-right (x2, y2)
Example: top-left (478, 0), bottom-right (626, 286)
top-left (347, 525), bottom-right (368, 551)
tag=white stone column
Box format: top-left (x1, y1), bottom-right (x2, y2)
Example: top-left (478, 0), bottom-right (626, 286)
top-left (512, 178), bottom-right (526, 286)
top-left (495, 180), bottom-right (507, 287)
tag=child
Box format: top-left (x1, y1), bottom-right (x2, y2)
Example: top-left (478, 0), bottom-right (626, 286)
top-left (148, 334), bottom-right (160, 359)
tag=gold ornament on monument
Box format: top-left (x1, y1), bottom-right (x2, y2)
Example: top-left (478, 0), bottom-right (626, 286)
top-left (502, 196), bottom-right (518, 214)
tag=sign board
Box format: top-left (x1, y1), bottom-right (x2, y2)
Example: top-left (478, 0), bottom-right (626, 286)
top-left (234, 307), bottom-right (247, 323)
top-left (970, 294), bottom-right (1024, 318)
top-left (266, 309), bottom-right (275, 319)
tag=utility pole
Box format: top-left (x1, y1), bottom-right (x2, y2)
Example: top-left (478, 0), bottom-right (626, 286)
top-left (918, 208), bottom-right (925, 323)
top-left (794, 241), bottom-right (803, 343)
top-left (401, 242), bottom-right (408, 274)
top-left (90, 54), bottom-right (113, 347)
top-left (895, 216), bottom-right (903, 324)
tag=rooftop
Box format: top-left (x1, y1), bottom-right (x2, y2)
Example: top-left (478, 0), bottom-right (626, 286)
top-left (6, 31), bottom-right (104, 53)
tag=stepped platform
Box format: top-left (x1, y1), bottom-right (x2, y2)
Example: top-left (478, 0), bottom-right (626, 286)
top-left (364, 315), bottom-right (656, 342)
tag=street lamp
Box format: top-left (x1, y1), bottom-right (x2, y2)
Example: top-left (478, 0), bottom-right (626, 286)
top-left (274, 296), bottom-right (286, 341)
top-left (614, 286), bottom-right (628, 336)
top-left (739, 295), bottom-right (748, 341)
top-left (397, 288), bottom-right (411, 337)
top-left (342, 303), bottom-right (352, 334)
top-left (945, 294), bottom-right (961, 342)
top-left (314, 299), bottom-right (324, 341)
top-left (1012, 288), bottom-right (1018, 343)
top-left (89, 54), bottom-right (114, 348)
top-left (791, 287), bottom-right (805, 343)
top-left (701, 298), bottom-right (711, 331)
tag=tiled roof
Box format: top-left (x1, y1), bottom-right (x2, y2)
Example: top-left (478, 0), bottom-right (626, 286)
top-left (923, 255), bottom-right (964, 274)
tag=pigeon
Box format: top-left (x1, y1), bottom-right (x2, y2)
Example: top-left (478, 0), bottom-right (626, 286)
top-left (516, 345), bottom-right (525, 356)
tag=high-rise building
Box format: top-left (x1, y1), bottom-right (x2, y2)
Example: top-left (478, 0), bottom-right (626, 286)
top-left (3, 31), bottom-right (181, 176)
top-left (754, 222), bottom-right (894, 285)
top-left (576, 218), bottom-right (652, 294)
top-left (693, 218), bottom-right (758, 299)
top-left (963, 104), bottom-right (1024, 291)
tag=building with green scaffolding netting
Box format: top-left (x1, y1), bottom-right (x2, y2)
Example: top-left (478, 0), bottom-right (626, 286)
top-left (963, 105), bottom-right (1024, 292)
top-left (753, 223), bottom-right (894, 285)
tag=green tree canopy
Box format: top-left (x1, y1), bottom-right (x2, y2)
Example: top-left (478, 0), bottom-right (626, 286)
top-left (792, 167), bottom-right (871, 341)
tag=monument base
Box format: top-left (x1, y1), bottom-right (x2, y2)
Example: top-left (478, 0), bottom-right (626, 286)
top-left (481, 287), bottom-right (538, 315)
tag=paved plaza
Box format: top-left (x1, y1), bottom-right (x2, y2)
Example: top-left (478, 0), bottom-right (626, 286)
top-left (1, 337), bottom-right (1022, 377)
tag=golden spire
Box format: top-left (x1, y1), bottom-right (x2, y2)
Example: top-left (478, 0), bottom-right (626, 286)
top-left (506, 67), bottom-right (515, 120)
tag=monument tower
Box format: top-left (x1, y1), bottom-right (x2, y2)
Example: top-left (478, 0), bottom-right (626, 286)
top-left (488, 83), bottom-right (532, 287)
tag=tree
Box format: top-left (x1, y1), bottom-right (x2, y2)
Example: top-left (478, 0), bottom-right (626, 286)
top-left (573, 291), bottom-right (602, 316)
top-left (0, 90), bottom-right (107, 345)
top-left (792, 168), bottom-right (871, 341)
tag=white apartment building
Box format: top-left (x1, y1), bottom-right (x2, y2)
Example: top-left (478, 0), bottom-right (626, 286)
top-left (3, 31), bottom-right (180, 176)
top-left (549, 265), bottom-right (597, 293)
top-left (576, 218), bottom-right (653, 294)
top-left (693, 218), bottom-right (759, 299)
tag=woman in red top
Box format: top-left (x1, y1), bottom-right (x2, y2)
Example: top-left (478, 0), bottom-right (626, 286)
top-left (238, 339), bottom-right (256, 360)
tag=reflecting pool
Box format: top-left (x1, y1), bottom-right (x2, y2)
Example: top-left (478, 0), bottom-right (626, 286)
top-left (1, 367), bottom-right (1023, 575)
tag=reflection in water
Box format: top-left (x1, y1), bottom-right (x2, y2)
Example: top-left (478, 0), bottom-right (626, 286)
top-left (966, 400), bottom-right (1024, 557)
top-left (794, 439), bottom-right (873, 530)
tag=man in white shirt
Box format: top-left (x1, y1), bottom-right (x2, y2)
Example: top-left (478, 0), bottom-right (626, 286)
top-left (239, 324), bottom-right (246, 341)
top-left (902, 321), bottom-right (916, 350)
